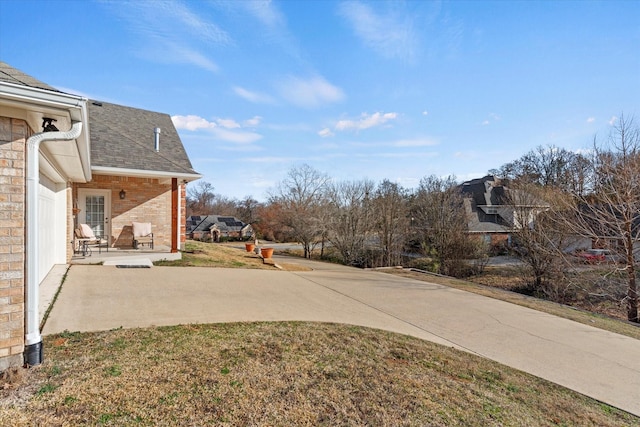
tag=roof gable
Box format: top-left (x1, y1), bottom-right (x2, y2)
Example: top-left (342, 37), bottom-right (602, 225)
top-left (186, 215), bottom-right (248, 234)
top-left (88, 100), bottom-right (198, 176)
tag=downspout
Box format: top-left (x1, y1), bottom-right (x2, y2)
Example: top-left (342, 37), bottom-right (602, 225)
top-left (24, 121), bottom-right (83, 366)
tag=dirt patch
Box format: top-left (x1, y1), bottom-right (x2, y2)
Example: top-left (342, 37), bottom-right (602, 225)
top-left (276, 262), bottom-right (313, 272)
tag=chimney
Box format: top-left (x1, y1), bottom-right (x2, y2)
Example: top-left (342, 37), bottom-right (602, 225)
top-left (154, 127), bottom-right (161, 152)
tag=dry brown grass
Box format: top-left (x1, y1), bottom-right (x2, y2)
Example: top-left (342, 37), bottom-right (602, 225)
top-left (154, 240), bottom-right (311, 272)
top-left (2, 323), bottom-right (637, 426)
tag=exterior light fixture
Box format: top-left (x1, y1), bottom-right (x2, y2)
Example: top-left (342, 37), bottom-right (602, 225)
top-left (119, 189), bottom-right (126, 200)
top-left (42, 117), bottom-right (58, 132)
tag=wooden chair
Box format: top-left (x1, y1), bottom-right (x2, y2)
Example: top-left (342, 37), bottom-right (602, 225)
top-left (132, 222), bottom-right (154, 249)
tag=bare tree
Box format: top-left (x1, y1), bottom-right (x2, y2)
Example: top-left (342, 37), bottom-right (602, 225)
top-left (186, 181), bottom-right (216, 216)
top-left (325, 179), bottom-right (375, 266)
top-left (186, 181), bottom-right (241, 216)
top-left (490, 145), bottom-right (591, 194)
top-left (412, 175), bottom-right (480, 276)
top-left (505, 183), bottom-right (575, 298)
top-left (371, 180), bottom-right (409, 267)
top-left (561, 115), bottom-right (640, 322)
top-left (235, 196), bottom-right (261, 225)
top-left (268, 164), bottom-right (330, 258)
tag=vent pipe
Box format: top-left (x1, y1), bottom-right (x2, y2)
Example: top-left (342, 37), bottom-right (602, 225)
top-left (154, 127), bottom-right (161, 152)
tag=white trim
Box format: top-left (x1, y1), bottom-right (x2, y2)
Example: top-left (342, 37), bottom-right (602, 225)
top-left (92, 165), bottom-right (201, 182)
top-left (0, 81), bottom-right (91, 182)
top-left (0, 81), bottom-right (86, 112)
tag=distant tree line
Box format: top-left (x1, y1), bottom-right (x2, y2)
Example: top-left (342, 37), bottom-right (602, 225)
top-left (187, 115), bottom-right (640, 323)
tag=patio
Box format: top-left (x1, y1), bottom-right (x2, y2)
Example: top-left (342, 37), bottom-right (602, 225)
top-left (70, 244), bottom-right (181, 265)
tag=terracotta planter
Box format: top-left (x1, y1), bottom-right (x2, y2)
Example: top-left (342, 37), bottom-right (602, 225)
top-left (261, 247), bottom-right (274, 258)
top-left (245, 243), bottom-right (255, 252)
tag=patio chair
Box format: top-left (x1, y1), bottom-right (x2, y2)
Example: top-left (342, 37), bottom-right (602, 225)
top-left (75, 223), bottom-right (108, 256)
top-left (132, 221), bottom-right (154, 249)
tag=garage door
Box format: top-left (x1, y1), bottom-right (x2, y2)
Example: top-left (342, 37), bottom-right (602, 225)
top-left (38, 174), bottom-right (66, 284)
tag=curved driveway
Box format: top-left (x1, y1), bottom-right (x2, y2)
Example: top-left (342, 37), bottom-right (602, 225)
top-left (43, 256), bottom-right (640, 417)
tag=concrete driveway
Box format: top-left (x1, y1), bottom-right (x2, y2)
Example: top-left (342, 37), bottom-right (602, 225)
top-left (43, 257), bottom-right (640, 417)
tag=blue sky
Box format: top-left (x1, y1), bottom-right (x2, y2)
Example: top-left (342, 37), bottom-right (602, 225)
top-left (1, 0), bottom-right (638, 201)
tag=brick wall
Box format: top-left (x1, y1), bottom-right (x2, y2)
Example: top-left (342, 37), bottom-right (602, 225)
top-left (0, 117), bottom-right (27, 370)
top-left (75, 175), bottom-right (173, 248)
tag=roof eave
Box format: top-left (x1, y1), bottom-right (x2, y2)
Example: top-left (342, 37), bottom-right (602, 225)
top-left (92, 165), bottom-right (202, 183)
top-left (0, 81), bottom-right (91, 182)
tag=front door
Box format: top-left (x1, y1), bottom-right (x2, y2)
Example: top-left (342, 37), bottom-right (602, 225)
top-left (78, 189), bottom-right (111, 242)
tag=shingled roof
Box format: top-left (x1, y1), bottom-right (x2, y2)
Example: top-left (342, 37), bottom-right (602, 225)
top-left (461, 176), bottom-right (511, 233)
top-left (88, 100), bottom-right (199, 177)
top-left (0, 61), bottom-right (60, 92)
top-left (1, 61), bottom-right (199, 179)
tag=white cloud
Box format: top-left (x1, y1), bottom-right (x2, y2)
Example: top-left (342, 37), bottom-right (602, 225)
top-left (609, 116), bottom-right (618, 125)
top-left (172, 114), bottom-right (262, 143)
top-left (212, 128), bottom-right (263, 144)
top-left (318, 128), bottom-right (335, 138)
top-left (243, 116), bottom-right (263, 127)
top-left (587, 117), bottom-right (596, 123)
top-left (338, 1), bottom-right (417, 61)
top-left (422, 110), bottom-right (429, 116)
top-left (175, 44), bottom-right (219, 72)
top-left (335, 112), bottom-right (398, 131)
top-left (103, 1), bottom-right (227, 72)
top-left (241, 0), bottom-right (286, 28)
top-left (172, 115), bottom-right (217, 131)
top-left (216, 118), bottom-right (241, 129)
top-left (158, 1), bottom-right (230, 45)
top-left (481, 120), bottom-right (490, 126)
top-left (233, 86), bottom-right (275, 104)
top-left (276, 75), bottom-right (344, 108)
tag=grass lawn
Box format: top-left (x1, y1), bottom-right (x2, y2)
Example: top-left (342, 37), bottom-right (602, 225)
top-left (1, 323), bottom-right (637, 426)
top-left (1, 241), bottom-right (638, 425)
top-left (154, 240), bottom-right (311, 272)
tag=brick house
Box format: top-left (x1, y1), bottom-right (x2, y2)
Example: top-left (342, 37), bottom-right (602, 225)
top-left (461, 176), bottom-right (514, 248)
top-left (461, 175), bottom-right (548, 251)
top-left (0, 62), bottom-right (200, 369)
top-left (186, 215), bottom-right (254, 241)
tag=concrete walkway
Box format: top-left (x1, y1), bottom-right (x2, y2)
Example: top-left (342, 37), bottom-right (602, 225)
top-left (42, 257), bottom-right (640, 417)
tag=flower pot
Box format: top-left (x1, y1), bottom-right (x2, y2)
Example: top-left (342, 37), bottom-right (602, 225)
top-left (261, 247), bottom-right (274, 258)
top-left (245, 243), bottom-right (255, 252)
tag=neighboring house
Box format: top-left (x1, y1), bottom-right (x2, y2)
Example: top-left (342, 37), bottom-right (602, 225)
top-left (0, 62), bottom-right (200, 370)
top-left (187, 215), bottom-right (253, 241)
top-left (461, 175), bottom-right (546, 248)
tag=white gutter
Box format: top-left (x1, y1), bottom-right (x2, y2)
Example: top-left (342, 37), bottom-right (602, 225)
top-left (0, 81), bottom-right (87, 110)
top-left (91, 165), bottom-right (201, 182)
top-left (24, 122), bottom-right (83, 366)
top-left (0, 82), bottom-right (91, 181)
